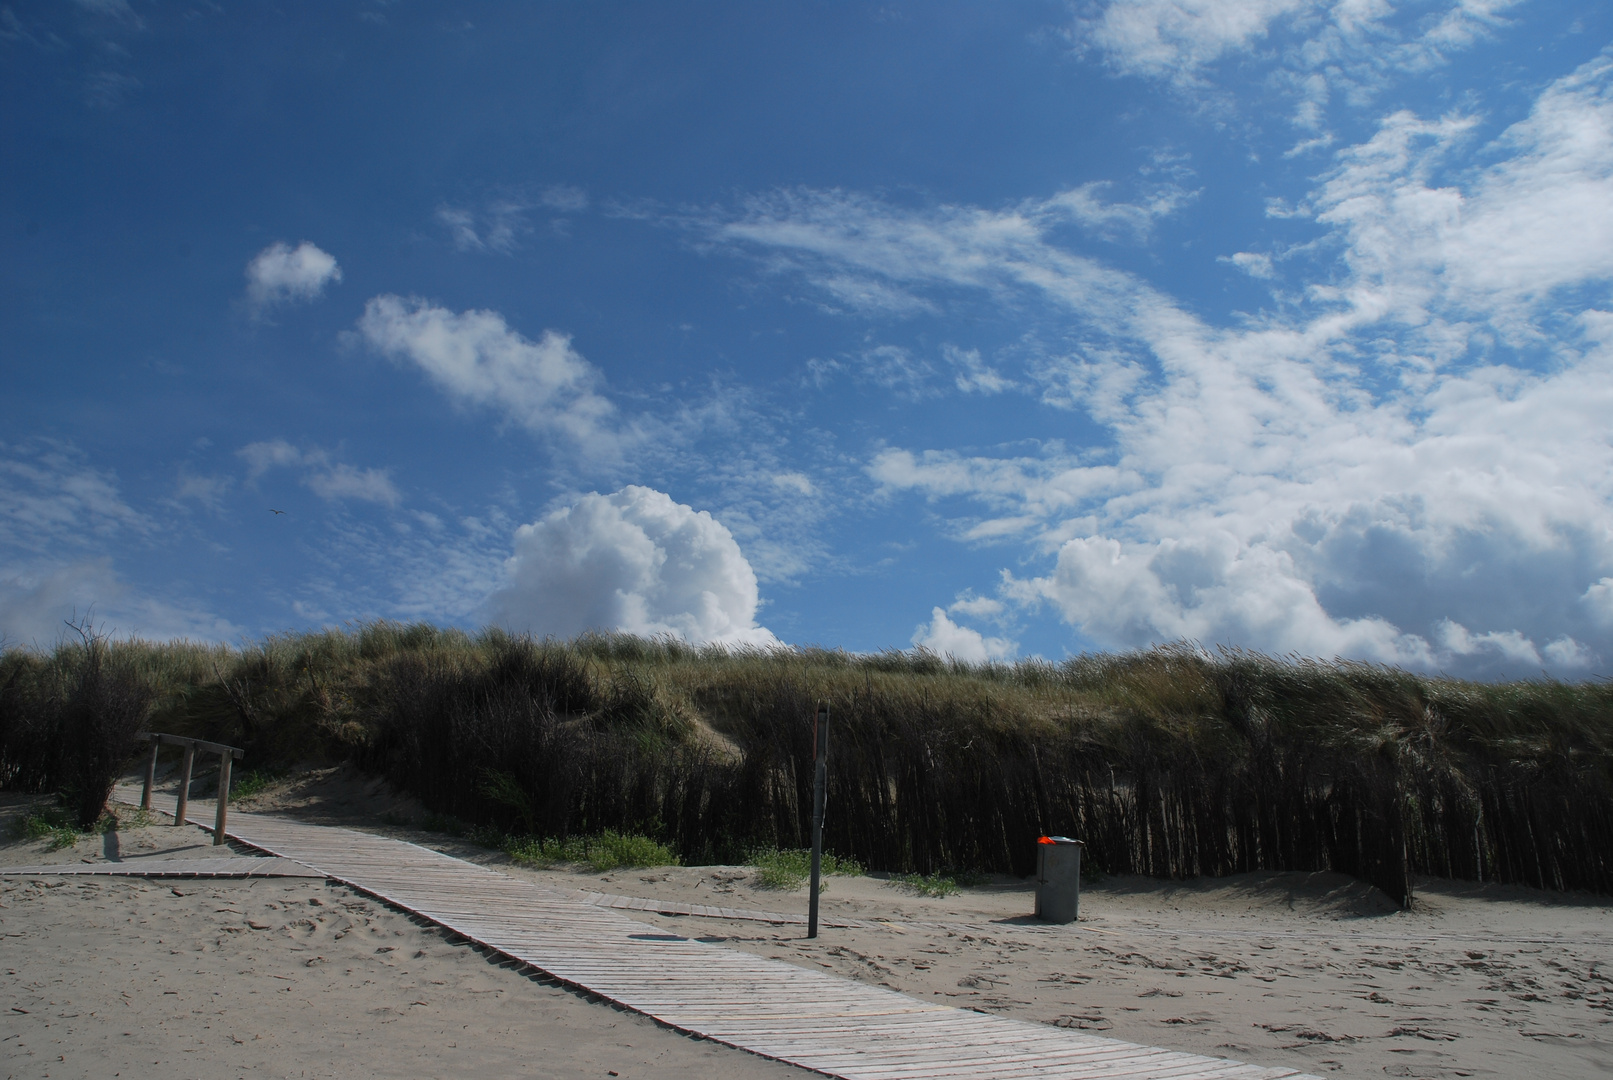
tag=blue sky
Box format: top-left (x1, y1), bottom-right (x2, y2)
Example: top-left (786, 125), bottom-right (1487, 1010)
top-left (3, 0), bottom-right (1612, 678)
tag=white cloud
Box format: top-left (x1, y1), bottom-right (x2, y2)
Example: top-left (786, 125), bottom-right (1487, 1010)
top-left (0, 440), bottom-right (152, 554)
top-left (237, 440), bottom-right (401, 507)
top-left (1543, 636), bottom-right (1593, 668)
top-left (912, 607), bottom-right (1017, 663)
top-left (358, 295), bottom-right (627, 458)
top-left (436, 200), bottom-right (527, 252)
top-left (481, 486), bottom-right (777, 647)
top-left (1040, 181), bottom-right (1196, 240)
top-left (305, 463), bottom-right (401, 506)
top-left (539, 185), bottom-right (590, 213)
top-left (859, 344), bottom-right (936, 398)
top-left (0, 443), bottom-right (236, 646)
top-left (716, 55), bottom-right (1613, 677)
top-left (770, 472), bottom-right (816, 497)
top-left (437, 188), bottom-right (588, 252)
top-left (1067, 0), bottom-right (1521, 128)
top-left (1585, 578), bottom-right (1613, 625)
top-left (949, 592), bottom-right (1006, 620)
top-left (1075, 0), bottom-right (1318, 82)
top-left (0, 558), bottom-right (240, 647)
top-left (244, 241), bottom-right (341, 313)
top-left (945, 345), bottom-right (1015, 395)
top-left (1223, 251), bottom-right (1275, 278)
top-left (1313, 54), bottom-right (1613, 337)
top-left (1436, 619), bottom-right (1541, 665)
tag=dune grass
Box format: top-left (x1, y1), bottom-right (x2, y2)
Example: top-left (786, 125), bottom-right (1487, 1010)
top-left (4, 623), bottom-right (1612, 903)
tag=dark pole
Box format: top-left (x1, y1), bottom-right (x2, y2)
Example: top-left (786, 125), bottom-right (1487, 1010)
top-left (807, 702), bottom-right (829, 939)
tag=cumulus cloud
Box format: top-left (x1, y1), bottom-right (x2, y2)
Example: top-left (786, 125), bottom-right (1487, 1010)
top-left (358, 296), bottom-right (627, 458)
top-left (244, 241), bottom-right (341, 313)
top-left (714, 55), bottom-right (1613, 677)
top-left (912, 607), bottom-right (1017, 663)
top-left (237, 440), bottom-right (400, 507)
top-left (481, 486), bottom-right (778, 646)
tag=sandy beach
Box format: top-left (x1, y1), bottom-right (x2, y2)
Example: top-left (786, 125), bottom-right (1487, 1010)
top-left (0, 794), bottom-right (813, 1080)
top-left (6, 769), bottom-right (1612, 1078)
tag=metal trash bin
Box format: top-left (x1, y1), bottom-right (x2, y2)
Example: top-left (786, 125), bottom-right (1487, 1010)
top-left (1034, 835), bottom-right (1083, 924)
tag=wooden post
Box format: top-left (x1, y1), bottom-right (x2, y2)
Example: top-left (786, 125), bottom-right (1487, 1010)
top-left (807, 703), bottom-right (829, 939)
top-left (141, 736), bottom-right (159, 812)
top-left (213, 751), bottom-right (233, 846)
top-left (174, 743), bottom-right (195, 826)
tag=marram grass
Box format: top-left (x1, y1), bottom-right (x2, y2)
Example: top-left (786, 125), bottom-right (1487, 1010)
top-left (4, 624), bottom-right (1612, 905)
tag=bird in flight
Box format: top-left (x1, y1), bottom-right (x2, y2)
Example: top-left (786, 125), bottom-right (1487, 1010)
top-left (270, 509), bottom-right (286, 515)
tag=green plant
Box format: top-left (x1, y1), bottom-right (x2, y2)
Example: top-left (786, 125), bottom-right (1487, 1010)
top-left (504, 830), bottom-right (677, 871)
top-left (13, 804), bottom-right (87, 850)
top-left (116, 806), bottom-right (155, 829)
top-left (420, 811), bottom-right (467, 836)
top-left (890, 872), bottom-right (962, 898)
top-left (230, 768), bottom-right (283, 800)
top-left (586, 830), bottom-right (678, 872)
top-left (468, 823), bottom-right (509, 849)
top-left (750, 847), bottom-right (864, 890)
top-left (506, 834), bottom-right (588, 867)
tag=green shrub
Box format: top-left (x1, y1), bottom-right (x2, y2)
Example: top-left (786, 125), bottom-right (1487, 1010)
top-left (586, 830), bottom-right (678, 872)
top-left (12, 802), bottom-right (116, 850)
top-left (889, 871), bottom-right (985, 897)
top-left (504, 830), bottom-right (676, 871)
top-left (420, 811), bottom-right (467, 836)
top-left (230, 768), bottom-right (283, 800)
top-left (506, 835), bottom-right (588, 867)
top-left (750, 847), bottom-right (864, 890)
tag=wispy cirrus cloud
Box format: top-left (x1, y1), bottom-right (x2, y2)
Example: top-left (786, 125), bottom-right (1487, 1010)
top-left (436, 185), bottom-right (590, 251)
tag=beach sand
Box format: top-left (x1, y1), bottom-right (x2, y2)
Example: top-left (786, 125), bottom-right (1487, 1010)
top-left (0, 795), bottom-right (814, 1080)
top-left (7, 767), bottom-right (1612, 1078)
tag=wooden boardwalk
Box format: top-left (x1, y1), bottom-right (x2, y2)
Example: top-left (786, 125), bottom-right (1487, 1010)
top-left (110, 793), bottom-right (1319, 1080)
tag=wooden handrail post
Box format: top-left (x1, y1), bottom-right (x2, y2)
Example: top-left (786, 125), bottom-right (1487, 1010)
top-left (141, 736), bottom-right (159, 812)
top-left (174, 743), bottom-right (195, 826)
top-left (213, 751), bottom-right (233, 846)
